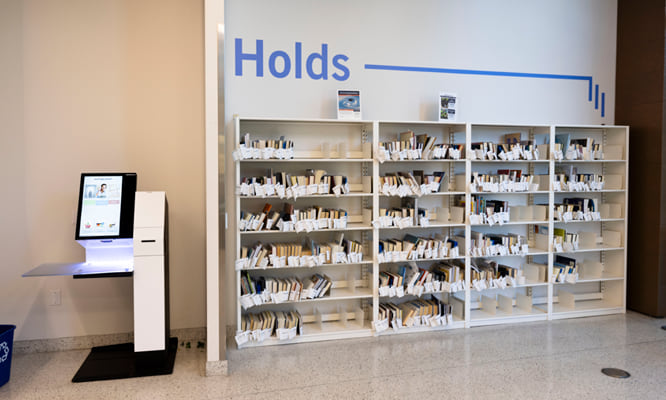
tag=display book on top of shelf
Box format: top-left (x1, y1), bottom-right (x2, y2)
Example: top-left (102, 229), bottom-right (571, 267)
top-left (230, 117), bottom-right (628, 347)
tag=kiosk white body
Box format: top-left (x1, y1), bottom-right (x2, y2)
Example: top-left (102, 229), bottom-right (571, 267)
top-left (133, 191), bottom-right (168, 353)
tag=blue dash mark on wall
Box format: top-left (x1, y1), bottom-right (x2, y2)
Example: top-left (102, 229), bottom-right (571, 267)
top-left (364, 63), bottom-right (605, 117)
top-left (595, 85), bottom-right (599, 110)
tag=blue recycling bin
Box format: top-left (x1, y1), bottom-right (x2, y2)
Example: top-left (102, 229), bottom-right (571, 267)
top-left (0, 325), bottom-right (16, 387)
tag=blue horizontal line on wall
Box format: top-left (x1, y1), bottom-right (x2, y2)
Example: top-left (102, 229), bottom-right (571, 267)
top-left (364, 63), bottom-right (595, 102)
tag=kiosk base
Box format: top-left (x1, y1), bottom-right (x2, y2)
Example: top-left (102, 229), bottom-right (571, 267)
top-left (72, 337), bottom-right (178, 382)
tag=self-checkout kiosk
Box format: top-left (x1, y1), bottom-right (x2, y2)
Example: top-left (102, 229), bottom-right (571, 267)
top-left (23, 173), bottom-right (176, 382)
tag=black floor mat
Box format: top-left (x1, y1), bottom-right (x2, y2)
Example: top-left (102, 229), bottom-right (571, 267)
top-left (72, 337), bottom-right (177, 382)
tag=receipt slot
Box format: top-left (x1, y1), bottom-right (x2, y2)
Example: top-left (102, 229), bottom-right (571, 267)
top-left (133, 191), bottom-right (169, 353)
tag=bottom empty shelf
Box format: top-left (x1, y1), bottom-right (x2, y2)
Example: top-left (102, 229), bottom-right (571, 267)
top-left (551, 299), bottom-right (624, 319)
top-left (470, 306), bottom-right (548, 326)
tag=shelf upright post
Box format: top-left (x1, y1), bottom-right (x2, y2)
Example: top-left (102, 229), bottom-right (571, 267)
top-left (622, 126), bottom-right (629, 312)
top-left (372, 121), bottom-right (380, 327)
top-left (601, 128), bottom-right (608, 272)
top-left (547, 124), bottom-right (556, 318)
top-left (464, 123), bottom-right (472, 327)
top-left (447, 126), bottom-right (454, 216)
top-left (234, 116), bottom-right (242, 331)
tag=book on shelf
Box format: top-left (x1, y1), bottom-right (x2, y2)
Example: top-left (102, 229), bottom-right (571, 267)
top-left (504, 132), bottom-right (521, 145)
top-left (550, 227), bottom-right (579, 252)
top-left (555, 133), bottom-right (570, 150)
top-left (553, 255), bottom-right (577, 283)
top-left (399, 130), bottom-right (415, 149)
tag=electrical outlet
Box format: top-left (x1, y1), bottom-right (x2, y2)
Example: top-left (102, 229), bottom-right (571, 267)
top-left (48, 289), bottom-right (61, 306)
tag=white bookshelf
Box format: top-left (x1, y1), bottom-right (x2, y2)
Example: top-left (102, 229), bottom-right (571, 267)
top-left (234, 117), bottom-right (376, 348)
top-left (231, 117), bottom-right (628, 347)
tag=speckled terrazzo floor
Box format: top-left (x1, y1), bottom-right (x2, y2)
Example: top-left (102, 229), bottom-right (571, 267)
top-left (1, 311), bottom-right (664, 399)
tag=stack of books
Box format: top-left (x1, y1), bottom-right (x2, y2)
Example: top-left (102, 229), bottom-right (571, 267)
top-left (237, 310), bottom-right (303, 344)
top-left (377, 130), bottom-right (463, 161)
top-left (431, 261), bottom-right (465, 289)
top-left (240, 203), bottom-right (349, 232)
top-left (379, 170), bottom-right (445, 196)
top-left (238, 234), bottom-right (363, 269)
top-left (469, 259), bottom-right (525, 291)
top-left (239, 168), bottom-right (350, 198)
top-left (552, 228), bottom-right (579, 252)
top-left (240, 273), bottom-right (333, 308)
top-left (553, 198), bottom-right (601, 222)
top-left (468, 132), bottom-right (546, 161)
top-left (235, 133), bottom-right (295, 160)
top-left (555, 133), bottom-right (603, 160)
top-left (378, 298), bottom-right (452, 329)
top-left (470, 170), bottom-right (538, 193)
top-left (378, 234), bottom-right (463, 262)
top-left (469, 231), bottom-right (528, 257)
top-left (374, 198), bottom-right (416, 228)
top-left (553, 166), bottom-right (605, 191)
top-left (552, 255), bottom-right (577, 283)
top-left (378, 260), bottom-right (466, 297)
top-left (469, 196), bottom-right (511, 225)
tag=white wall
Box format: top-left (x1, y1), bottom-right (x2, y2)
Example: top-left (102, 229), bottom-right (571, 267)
top-left (222, 0), bottom-right (618, 327)
top-left (0, 0), bottom-right (206, 341)
top-left (225, 0), bottom-right (616, 124)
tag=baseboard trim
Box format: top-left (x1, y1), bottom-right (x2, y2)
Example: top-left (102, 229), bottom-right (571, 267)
top-left (14, 327), bottom-right (207, 354)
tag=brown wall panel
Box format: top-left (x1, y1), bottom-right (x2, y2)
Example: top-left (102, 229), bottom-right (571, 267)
top-left (616, 0), bottom-right (666, 316)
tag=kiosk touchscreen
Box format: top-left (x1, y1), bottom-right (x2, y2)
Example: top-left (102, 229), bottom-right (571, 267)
top-left (75, 173), bottom-right (137, 241)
